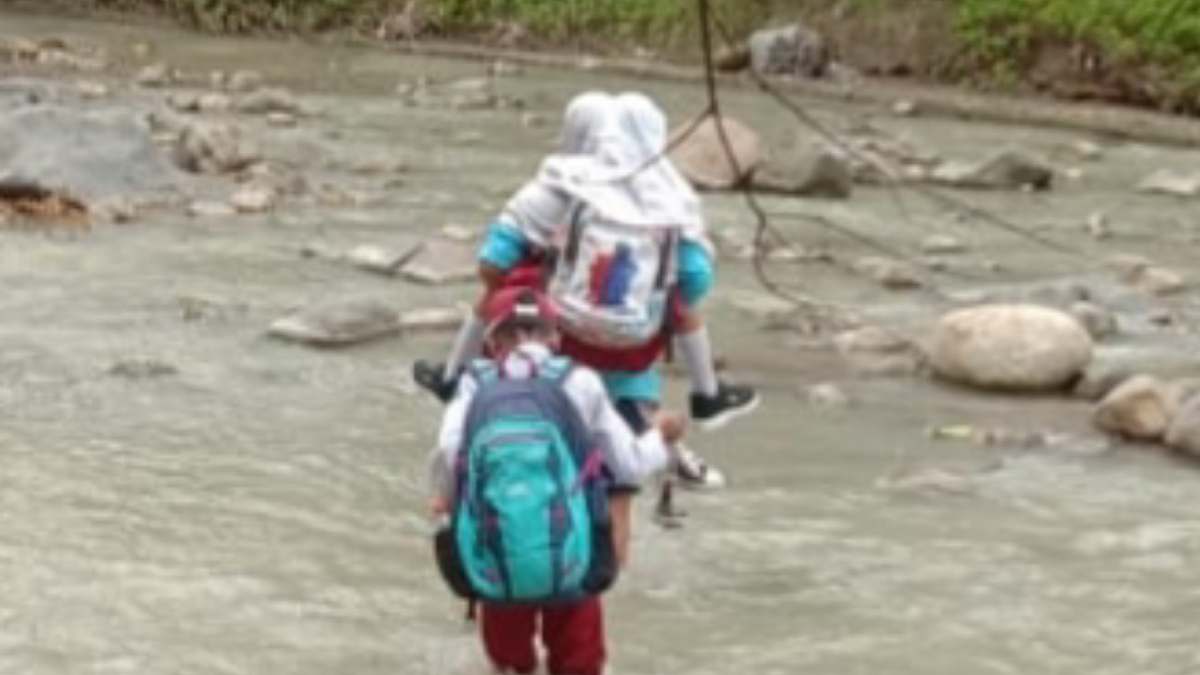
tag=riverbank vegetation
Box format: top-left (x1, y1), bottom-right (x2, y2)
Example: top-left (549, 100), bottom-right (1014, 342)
top-left (75, 0), bottom-right (1200, 114)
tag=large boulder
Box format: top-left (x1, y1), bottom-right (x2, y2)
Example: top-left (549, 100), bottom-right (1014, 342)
top-left (930, 304), bottom-right (1093, 392)
top-left (1165, 395), bottom-right (1200, 457)
top-left (747, 24), bottom-right (831, 78)
top-left (1093, 375), bottom-right (1177, 441)
top-left (668, 116), bottom-right (762, 190)
top-left (0, 105), bottom-right (178, 204)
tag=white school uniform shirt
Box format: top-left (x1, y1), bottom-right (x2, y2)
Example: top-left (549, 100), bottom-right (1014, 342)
top-left (431, 342), bottom-right (671, 502)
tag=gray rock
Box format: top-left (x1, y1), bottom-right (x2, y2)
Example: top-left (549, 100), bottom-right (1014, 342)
top-left (1072, 363), bottom-right (1133, 402)
top-left (833, 325), bottom-right (925, 377)
top-left (920, 235), bottom-right (967, 255)
top-left (668, 116), bottom-right (762, 190)
top-left (930, 150), bottom-right (1053, 191)
top-left (747, 23), bottom-right (830, 78)
top-left (1093, 374), bottom-right (1176, 441)
top-left (854, 256), bottom-right (922, 290)
top-left (398, 307), bottom-right (466, 332)
top-left (755, 146), bottom-right (852, 198)
top-left (1132, 267), bottom-right (1186, 297)
top-left (76, 80), bottom-right (109, 99)
top-left (268, 298), bottom-right (402, 347)
top-left (136, 62), bottom-right (173, 88)
top-left (1069, 301), bottom-right (1119, 340)
top-left (229, 184), bottom-right (277, 213)
top-left (1085, 211), bottom-right (1112, 240)
top-left (266, 112), bottom-right (297, 128)
top-left (930, 304), bottom-right (1093, 392)
top-left (806, 382), bottom-right (852, 407)
top-left (235, 88), bottom-right (300, 115)
top-left (0, 105), bottom-right (179, 204)
top-left (173, 121), bottom-right (260, 174)
top-left (345, 243), bottom-right (423, 276)
top-left (398, 239), bottom-right (478, 286)
top-left (186, 200), bottom-right (236, 218)
top-left (1137, 169), bottom-right (1200, 197)
top-left (227, 69), bottom-right (264, 93)
top-left (891, 99), bottom-right (918, 117)
top-left (1166, 395), bottom-right (1200, 457)
top-left (198, 92), bottom-right (232, 113)
top-left (729, 291), bottom-right (798, 324)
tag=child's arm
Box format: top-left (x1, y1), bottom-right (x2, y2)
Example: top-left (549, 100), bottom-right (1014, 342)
top-left (430, 373), bottom-right (479, 505)
top-left (571, 369), bottom-right (679, 486)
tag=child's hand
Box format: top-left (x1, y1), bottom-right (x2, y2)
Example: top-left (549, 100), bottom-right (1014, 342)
top-left (429, 496), bottom-right (450, 517)
top-left (653, 411), bottom-right (687, 445)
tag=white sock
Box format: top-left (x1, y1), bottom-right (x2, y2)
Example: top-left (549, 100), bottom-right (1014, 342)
top-left (676, 328), bottom-right (719, 397)
top-left (445, 314), bottom-right (485, 375)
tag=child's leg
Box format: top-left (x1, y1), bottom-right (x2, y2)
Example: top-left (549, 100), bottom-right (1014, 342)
top-left (480, 603), bottom-right (539, 675)
top-left (674, 307), bottom-right (719, 397)
top-left (609, 494), bottom-right (633, 567)
top-left (541, 597), bottom-right (605, 675)
top-left (675, 239), bottom-right (720, 397)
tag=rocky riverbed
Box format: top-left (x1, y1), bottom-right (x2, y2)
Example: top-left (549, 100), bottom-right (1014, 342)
top-left (3, 9), bottom-right (1200, 675)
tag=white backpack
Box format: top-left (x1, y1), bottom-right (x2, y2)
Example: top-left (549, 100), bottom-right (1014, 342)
top-left (547, 202), bottom-right (679, 349)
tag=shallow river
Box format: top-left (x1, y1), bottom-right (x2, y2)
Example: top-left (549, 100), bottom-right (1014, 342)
top-left (3, 10), bottom-right (1200, 675)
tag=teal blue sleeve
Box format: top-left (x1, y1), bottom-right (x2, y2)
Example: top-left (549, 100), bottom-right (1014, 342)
top-left (477, 221), bottom-right (530, 271)
top-left (677, 239), bottom-right (715, 307)
top-left (599, 369), bottom-right (662, 404)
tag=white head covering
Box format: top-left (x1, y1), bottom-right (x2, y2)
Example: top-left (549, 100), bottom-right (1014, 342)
top-left (539, 92), bottom-right (704, 232)
top-left (502, 91), bottom-right (616, 243)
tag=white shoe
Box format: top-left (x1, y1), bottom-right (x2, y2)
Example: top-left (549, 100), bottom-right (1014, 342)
top-left (673, 444), bottom-right (727, 491)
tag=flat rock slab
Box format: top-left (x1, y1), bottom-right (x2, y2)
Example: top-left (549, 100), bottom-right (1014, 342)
top-left (269, 298), bottom-right (402, 347)
top-left (399, 239), bottom-right (478, 286)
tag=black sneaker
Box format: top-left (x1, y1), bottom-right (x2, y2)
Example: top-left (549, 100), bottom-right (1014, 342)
top-left (412, 359), bottom-right (459, 403)
top-left (690, 381), bottom-right (760, 431)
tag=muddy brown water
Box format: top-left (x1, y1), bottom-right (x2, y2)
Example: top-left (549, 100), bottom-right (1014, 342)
top-left (3, 10), bottom-right (1200, 675)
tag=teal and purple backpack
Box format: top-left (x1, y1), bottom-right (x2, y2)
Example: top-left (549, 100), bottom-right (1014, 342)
top-left (435, 356), bottom-right (617, 604)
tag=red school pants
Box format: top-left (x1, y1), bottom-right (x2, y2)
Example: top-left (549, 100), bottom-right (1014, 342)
top-left (480, 597), bottom-right (605, 675)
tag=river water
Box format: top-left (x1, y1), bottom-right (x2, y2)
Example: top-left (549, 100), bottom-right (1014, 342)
top-left (3, 10), bottom-right (1200, 675)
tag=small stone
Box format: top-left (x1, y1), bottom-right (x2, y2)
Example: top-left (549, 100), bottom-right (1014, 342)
top-left (1086, 212), bottom-right (1112, 240)
top-left (1133, 267), bottom-right (1186, 297)
top-left (806, 382), bottom-right (851, 407)
top-left (1106, 253), bottom-right (1151, 279)
top-left (891, 99), bottom-right (918, 117)
top-left (136, 62), bottom-right (172, 88)
top-left (522, 112), bottom-right (548, 128)
top-left (450, 94), bottom-right (498, 111)
top-left (346, 243), bottom-right (423, 276)
top-left (440, 224), bottom-right (476, 242)
top-left (92, 197), bottom-right (138, 224)
top-left (229, 185), bottom-right (277, 213)
top-left (228, 69), bottom-right (264, 93)
top-left (1093, 374), bottom-right (1177, 441)
top-left (197, 92), bottom-right (232, 112)
top-left (833, 325), bottom-right (925, 377)
top-left (729, 291), bottom-right (797, 324)
top-left (235, 87), bottom-right (300, 115)
top-left (131, 41), bottom-right (154, 60)
top-left (920, 235), bottom-right (967, 255)
top-left (167, 91), bottom-right (200, 113)
top-left (854, 256), bottom-right (922, 289)
top-left (578, 56), bottom-right (602, 71)
top-left (398, 306), bottom-right (467, 332)
top-left (1073, 364), bottom-right (1133, 402)
top-left (266, 112), bottom-right (297, 128)
top-left (487, 60), bottom-right (523, 77)
top-left (75, 80), bottom-right (109, 98)
top-left (1069, 301), bottom-right (1119, 340)
top-left (209, 69), bottom-right (228, 89)
top-left (1071, 140), bottom-right (1104, 161)
top-left (1137, 169), bottom-right (1200, 197)
top-left (1148, 308), bottom-right (1175, 326)
top-left (186, 200), bottom-right (236, 218)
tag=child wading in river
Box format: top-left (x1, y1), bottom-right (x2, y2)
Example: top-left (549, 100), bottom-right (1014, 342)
top-left (431, 288), bottom-right (686, 675)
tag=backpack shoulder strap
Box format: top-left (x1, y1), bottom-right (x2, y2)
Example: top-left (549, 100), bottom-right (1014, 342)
top-left (466, 358), bottom-right (500, 386)
top-left (537, 356), bottom-right (575, 386)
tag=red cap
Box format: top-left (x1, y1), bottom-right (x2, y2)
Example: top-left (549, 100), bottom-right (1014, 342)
top-left (482, 287), bottom-right (558, 336)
